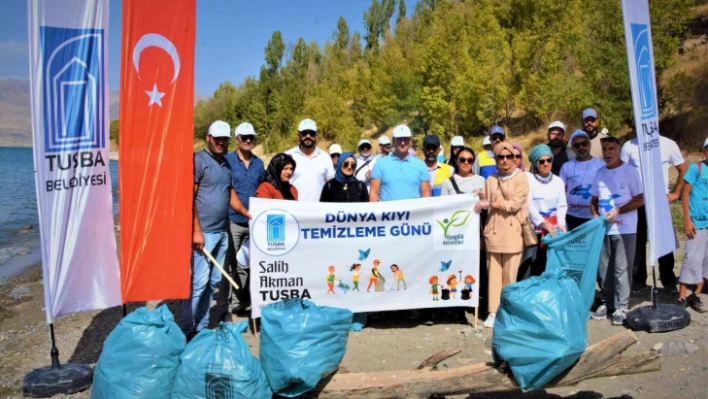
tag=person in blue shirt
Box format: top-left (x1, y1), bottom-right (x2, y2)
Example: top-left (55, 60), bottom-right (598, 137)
top-left (369, 125), bottom-right (430, 201)
top-left (214, 122), bottom-right (265, 321)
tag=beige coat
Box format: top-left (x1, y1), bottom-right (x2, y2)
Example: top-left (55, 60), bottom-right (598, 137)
top-left (483, 170), bottom-right (529, 254)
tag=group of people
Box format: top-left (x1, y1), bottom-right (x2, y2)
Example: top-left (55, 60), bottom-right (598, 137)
top-left (180, 107), bottom-right (708, 338)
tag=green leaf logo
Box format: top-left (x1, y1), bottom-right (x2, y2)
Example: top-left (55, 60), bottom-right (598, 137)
top-left (436, 210), bottom-right (472, 237)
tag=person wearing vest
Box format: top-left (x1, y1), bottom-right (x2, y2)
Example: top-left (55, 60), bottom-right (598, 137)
top-left (473, 125), bottom-right (506, 179)
top-left (423, 135), bottom-right (454, 197)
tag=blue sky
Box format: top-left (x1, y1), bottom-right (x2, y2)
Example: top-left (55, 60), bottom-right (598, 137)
top-left (0, 0), bottom-right (382, 95)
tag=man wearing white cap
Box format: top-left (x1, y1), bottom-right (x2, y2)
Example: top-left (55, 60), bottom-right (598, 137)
top-left (370, 125), bottom-right (430, 201)
top-left (329, 144), bottom-right (343, 167)
top-left (581, 108), bottom-right (606, 158)
top-left (559, 129), bottom-right (605, 230)
top-left (286, 118), bottom-right (335, 202)
top-left (445, 136), bottom-right (465, 167)
top-left (547, 121), bottom-right (575, 175)
top-left (375, 136), bottom-right (392, 159)
top-left (621, 132), bottom-right (687, 293)
top-left (355, 139), bottom-right (377, 190)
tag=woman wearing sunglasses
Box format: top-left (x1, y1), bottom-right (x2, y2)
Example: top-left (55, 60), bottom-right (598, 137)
top-left (474, 142), bottom-right (529, 328)
top-left (319, 152), bottom-right (369, 203)
top-left (521, 145), bottom-right (567, 279)
top-left (441, 147), bottom-right (485, 197)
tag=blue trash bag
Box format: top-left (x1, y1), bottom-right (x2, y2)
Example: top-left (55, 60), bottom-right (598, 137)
top-left (260, 299), bottom-right (352, 397)
top-left (171, 321), bottom-right (272, 399)
top-left (91, 305), bottom-right (185, 399)
top-left (542, 216), bottom-right (606, 313)
top-left (350, 313), bottom-right (367, 331)
top-left (492, 271), bottom-right (587, 391)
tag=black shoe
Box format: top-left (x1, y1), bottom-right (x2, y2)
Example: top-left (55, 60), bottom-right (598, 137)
top-left (688, 294), bottom-right (707, 313)
top-left (674, 298), bottom-right (688, 308)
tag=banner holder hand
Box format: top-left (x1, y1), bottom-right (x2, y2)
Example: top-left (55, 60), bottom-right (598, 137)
top-left (202, 248), bottom-right (239, 290)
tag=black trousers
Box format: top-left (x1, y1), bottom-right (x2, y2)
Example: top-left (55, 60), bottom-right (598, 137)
top-left (566, 215), bottom-right (590, 231)
top-left (634, 205), bottom-right (677, 288)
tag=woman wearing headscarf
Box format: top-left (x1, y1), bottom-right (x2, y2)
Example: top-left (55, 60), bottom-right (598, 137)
top-left (474, 142), bottom-right (529, 328)
top-left (512, 144), bottom-right (525, 171)
top-left (320, 152), bottom-right (369, 203)
top-left (523, 145), bottom-right (567, 277)
top-left (256, 153), bottom-right (298, 200)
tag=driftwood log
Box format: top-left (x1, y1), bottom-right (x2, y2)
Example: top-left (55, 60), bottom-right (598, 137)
top-left (307, 330), bottom-right (661, 398)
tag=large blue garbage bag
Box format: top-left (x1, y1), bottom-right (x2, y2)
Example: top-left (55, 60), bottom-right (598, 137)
top-left (260, 299), bottom-right (352, 397)
top-left (492, 271), bottom-right (587, 391)
top-left (542, 216), bottom-right (606, 312)
top-left (171, 321), bottom-right (272, 399)
top-left (91, 305), bottom-right (185, 399)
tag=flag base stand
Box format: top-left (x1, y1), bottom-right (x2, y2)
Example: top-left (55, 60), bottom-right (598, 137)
top-left (627, 267), bottom-right (691, 333)
top-left (22, 324), bottom-right (92, 397)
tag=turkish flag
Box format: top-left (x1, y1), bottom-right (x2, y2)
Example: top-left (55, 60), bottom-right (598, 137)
top-left (119, 0), bottom-right (195, 302)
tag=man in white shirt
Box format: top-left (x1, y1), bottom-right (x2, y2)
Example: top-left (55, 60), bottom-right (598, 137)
top-left (590, 136), bottom-right (644, 326)
top-left (621, 135), bottom-right (687, 293)
top-left (286, 119), bottom-right (335, 202)
top-left (560, 130), bottom-right (606, 230)
top-left (354, 139), bottom-right (377, 190)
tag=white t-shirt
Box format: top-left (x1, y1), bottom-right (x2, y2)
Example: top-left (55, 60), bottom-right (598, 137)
top-left (354, 155), bottom-right (377, 190)
top-left (286, 146), bottom-right (335, 202)
top-left (560, 157), bottom-right (606, 219)
top-left (525, 172), bottom-right (568, 232)
top-left (591, 163), bottom-right (643, 235)
top-left (620, 136), bottom-right (685, 193)
top-left (237, 239), bottom-right (250, 268)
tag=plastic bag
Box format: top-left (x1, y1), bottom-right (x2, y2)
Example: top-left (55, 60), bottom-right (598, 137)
top-left (492, 271), bottom-right (587, 391)
top-left (171, 321), bottom-right (272, 399)
top-left (542, 217), bottom-right (606, 313)
top-left (350, 313), bottom-right (367, 331)
top-left (91, 305), bottom-right (185, 399)
top-left (260, 299), bottom-right (352, 397)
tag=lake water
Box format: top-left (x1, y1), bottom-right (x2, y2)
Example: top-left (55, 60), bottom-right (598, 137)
top-left (0, 147), bottom-right (119, 281)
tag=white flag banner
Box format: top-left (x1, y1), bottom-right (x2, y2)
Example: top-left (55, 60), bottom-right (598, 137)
top-left (249, 196), bottom-right (480, 318)
top-left (28, 0), bottom-right (121, 323)
top-left (621, 0), bottom-right (677, 262)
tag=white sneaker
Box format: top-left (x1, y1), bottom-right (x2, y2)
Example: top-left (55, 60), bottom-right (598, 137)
top-left (483, 313), bottom-right (496, 328)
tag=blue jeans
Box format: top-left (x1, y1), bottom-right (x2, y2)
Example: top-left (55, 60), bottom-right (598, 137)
top-left (180, 231), bottom-right (228, 334)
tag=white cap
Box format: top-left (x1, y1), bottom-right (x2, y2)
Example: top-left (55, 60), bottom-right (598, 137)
top-left (357, 139), bottom-right (372, 148)
top-left (298, 118), bottom-right (317, 133)
top-left (208, 120), bottom-right (231, 138)
top-left (570, 129), bottom-right (589, 143)
top-left (392, 125), bottom-right (412, 138)
top-left (328, 144), bottom-right (342, 155)
top-left (600, 128), bottom-right (609, 135)
top-left (451, 136), bottom-right (464, 146)
top-left (378, 136), bottom-right (391, 145)
top-left (234, 122), bottom-right (256, 136)
top-left (482, 137), bottom-right (491, 146)
top-left (548, 121), bottom-right (565, 132)
top-left (704, 137), bottom-right (708, 148)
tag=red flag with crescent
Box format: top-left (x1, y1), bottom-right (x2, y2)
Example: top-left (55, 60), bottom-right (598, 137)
top-left (119, 0), bottom-right (195, 302)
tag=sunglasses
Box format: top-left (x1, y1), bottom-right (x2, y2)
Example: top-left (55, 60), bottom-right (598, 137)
top-left (359, 145), bottom-right (372, 150)
top-left (299, 131), bottom-right (316, 137)
top-left (330, 154), bottom-right (340, 159)
top-left (496, 154), bottom-right (514, 161)
top-left (380, 144), bottom-right (391, 148)
top-left (457, 157), bottom-right (475, 164)
top-left (342, 162), bottom-right (355, 168)
top-left (239, 135), bottom-right (255, 141)
top-left (490, 135), bottom-right (504, 142)
top-left (572, 141), bottom-right (590, 149)
top-left (536, 158), bottom-right (552, 165)
top-left (514, 154), bottom-right (522, 159)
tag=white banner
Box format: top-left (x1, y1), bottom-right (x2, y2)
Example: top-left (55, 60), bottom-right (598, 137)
top-left (249, 196), bottom-right (480, 318)
top-left (28, 0), bottom-right (121, 323)
top-left (621, 0), bottom-right (677, 262)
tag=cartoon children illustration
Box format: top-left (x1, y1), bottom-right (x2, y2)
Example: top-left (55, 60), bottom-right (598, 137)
top-left (429, 276), bottom-right (439, 301)
top-left (367, 259), bottom-right (382, 292)
top-left (390, 264), bottom-right (407, 290)
top-left (326, 266), bottom-right (336, 294)
top-left (461, 274), bottom-right (476, 301)
top-left (447, 274), bottom-right (458, 299)
top-left (350, 263), bottom-right (362, 292)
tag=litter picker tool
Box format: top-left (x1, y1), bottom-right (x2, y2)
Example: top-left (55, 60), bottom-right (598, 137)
top-left (203, 248), bottom-right (239, 290)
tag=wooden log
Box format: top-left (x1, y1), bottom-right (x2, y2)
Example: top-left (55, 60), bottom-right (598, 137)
top-left (413, 348), bottom-right (462, 370)
top-left (306, 331), bottom-right (662, 399)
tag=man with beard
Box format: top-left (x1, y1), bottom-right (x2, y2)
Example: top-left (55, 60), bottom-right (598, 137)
top-left (354, 139), bottom-right (377, 191)
top-left (547, 121), bottom-right (575, 175)
top-left (582, 108), bottom-right (607, 158)
top-left (560, 130), bottom-right (606, 230)
top-left (370, 125), bottom-right (431, 201)
top-left (423, 135), bottom-right (454, 196)
top-left (376, 135), bottom-right (392, 159)
top-left (473, 125), bottom-right (506, 179)
top-left (286, 118), bottom-right (335, 202)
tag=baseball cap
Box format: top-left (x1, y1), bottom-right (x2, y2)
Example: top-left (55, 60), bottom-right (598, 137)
top-left (451, 136), bottom-right (464, 146)
top-left (357, 139), bottom-right (372, 148)
top-left (423, 135), bottom-right (441, 148)
top-left (489, 125), bottom-right (505, 136)
top-left (298, 118), bottom-right (317, 133)
top-left (548, 121), bottom-right (565, 132)
top-left (582, 108), bottom-right (598, 120)
top-left (569, 129), bottom-right (589, 143)
top-left (328, 144), bottom-right (342, 155)
top-left (704, 137), bottom-right (708, 148)
top-left (378, 136), bottom-right (391, 145)
top-left (234, 122), bottom-right (256, 137)
top-left (208, 120), bottom-right (231, 138)
top-left (392, 125), bottom-right (412, 138)
top-left (482, 137), bottom-right (491, 146)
